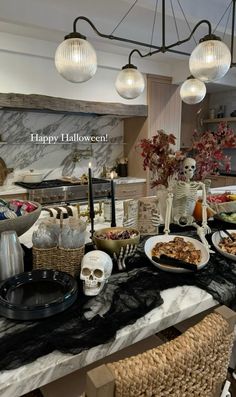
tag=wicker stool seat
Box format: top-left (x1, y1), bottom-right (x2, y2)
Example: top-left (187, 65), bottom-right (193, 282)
top-left (86, 306), bottom-right (236, 397)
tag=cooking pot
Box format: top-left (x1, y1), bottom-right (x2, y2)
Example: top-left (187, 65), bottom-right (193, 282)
top-left (18, 169), bottom-right (52, 183)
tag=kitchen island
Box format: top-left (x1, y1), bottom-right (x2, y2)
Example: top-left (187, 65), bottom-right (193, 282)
top-left (0, 189), bottom-right (235, 397)
top-left (0, 282), bottom-right (217, 397)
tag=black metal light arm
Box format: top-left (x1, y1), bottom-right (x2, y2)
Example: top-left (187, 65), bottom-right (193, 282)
top-left (231, 0), bottom-right (236, 66)
top-left (71, 16), bottom-right (164, 52)
top-left (127, 20), bottom-right (213, 66)
top-left (71, 15), bottom-right (213, 61)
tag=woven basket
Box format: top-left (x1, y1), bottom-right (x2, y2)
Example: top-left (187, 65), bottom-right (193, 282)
top-left (33, 247), bottom-right (58, 270)
top-left (58, 246), bottom-right (85, 277)
top-left (32, 245), bottom-right (85, 277)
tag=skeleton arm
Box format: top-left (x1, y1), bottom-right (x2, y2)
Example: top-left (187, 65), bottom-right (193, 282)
top-left (199, 182), bottom-right (207, 228)
top-left (192, 181), bottom-right (211, 251)
top-left (164, 191), bottom-right (173, 234)
top-left (164, 174), bottom-right (177, 235)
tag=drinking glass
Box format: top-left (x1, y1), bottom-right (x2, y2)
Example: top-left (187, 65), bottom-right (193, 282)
top-left (0, 231), bottom-right (24, 281)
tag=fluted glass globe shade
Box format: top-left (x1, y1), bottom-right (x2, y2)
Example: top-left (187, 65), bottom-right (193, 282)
top-left (180, 78), bottom-right (206, 104)
top-left (115, 67), bottom-right (145, 99)
top-left (55, 38), bottom-right (97, 83)
top-left (189, 40), bottom-right (231, 82)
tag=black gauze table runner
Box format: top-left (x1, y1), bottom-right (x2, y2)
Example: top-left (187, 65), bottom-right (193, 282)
top-left (0, 227), bottom-right (236, 370)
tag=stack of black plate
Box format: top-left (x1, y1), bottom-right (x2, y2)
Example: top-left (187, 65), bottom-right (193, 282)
top-left (0, 269), bottom-right (78, 320)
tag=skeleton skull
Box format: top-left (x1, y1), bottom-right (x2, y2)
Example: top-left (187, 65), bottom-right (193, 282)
top-left (80, 250), bottom-right (113, 296)
top-left (183, 157), bottom-right (196, 181)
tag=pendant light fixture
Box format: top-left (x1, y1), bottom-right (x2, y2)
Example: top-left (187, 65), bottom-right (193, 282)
top-left (180, 76), bottom-right (206, 104)
top-left (54, 1), bottom-right (236, 103)
top-left (55, 30), bottom-right (97, 83)
top-left (189, 35), bottom-right (231, 82)
top-left (115, 64), bottom-right (145, 99)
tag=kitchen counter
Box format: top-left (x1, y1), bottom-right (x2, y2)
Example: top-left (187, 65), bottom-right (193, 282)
top-left (19, 201), bottom-right (124, 248)
top-left (0, 201), bottom-right (218, 397)
top-left (219, 171), bottom-right (236, 177)
top-left (0, 285), bottom-right (216, 397)
top-left (0, 184), bottom-right (27, 195)
top-left (114, 177), bottom-right (146, 184)
top-left (0, 178), bottom-right (146, 197)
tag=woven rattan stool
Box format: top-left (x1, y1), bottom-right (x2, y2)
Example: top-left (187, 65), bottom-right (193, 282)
top-left (85, 306), bottom-right (236, 397)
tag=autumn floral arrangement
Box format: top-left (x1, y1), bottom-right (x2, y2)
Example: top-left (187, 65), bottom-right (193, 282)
top-left (137, 130), bottom-right (184, 188)
top-left (190, 122), bottom-right (236, 180)
top-left (137, 123), bottom-right (236, 188)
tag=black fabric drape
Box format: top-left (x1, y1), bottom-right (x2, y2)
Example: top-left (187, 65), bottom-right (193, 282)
top-left (0, 223), bottom-right (236, 370)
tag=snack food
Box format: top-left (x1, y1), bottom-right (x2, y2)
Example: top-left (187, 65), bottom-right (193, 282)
top-left (96, 229), bottom-right (138, 240)
top-left (219, 233), bottom-right (236, 255)
top-left (151, 236), bottom-right (201, 264)
top-left (0, 199), bottom-right (38, 221)
top-left (219, 212), bottom-right (236, 223)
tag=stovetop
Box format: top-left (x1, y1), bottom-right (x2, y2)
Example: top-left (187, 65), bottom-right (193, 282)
top-left (15, 178), bottom-right (107, 189)
top-left (15, 178), bottom-right (111, 204)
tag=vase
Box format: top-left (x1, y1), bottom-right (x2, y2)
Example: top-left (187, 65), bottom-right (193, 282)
top-left (156, 187), bottom-right (168, 225)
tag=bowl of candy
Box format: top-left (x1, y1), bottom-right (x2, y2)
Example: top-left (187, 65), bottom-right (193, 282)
top-left (0, 199), bottom-right (41, 236)
top-left (93, 227), bottom-right (140, 257)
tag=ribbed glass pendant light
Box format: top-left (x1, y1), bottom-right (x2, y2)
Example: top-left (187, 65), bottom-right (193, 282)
top-left (55, 36), bottom-right (97, 83)
top-left (115, 65), bottom-right (145, 99)
top-left (189, 39), bottom-right (231, 82)
top-left (180, 76), bottom-right (206, 104)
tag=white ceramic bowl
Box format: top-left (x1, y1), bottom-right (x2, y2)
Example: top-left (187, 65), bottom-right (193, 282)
top-left (144, 234), bottom-right (210, 273)
top-left (212, 230), bottom-right (236, 261)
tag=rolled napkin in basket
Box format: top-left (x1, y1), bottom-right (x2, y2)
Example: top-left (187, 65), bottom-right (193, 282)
top-left (59, 219), bottom-right (86, 249)
top-left (32, 224), bottom-right (58, 248)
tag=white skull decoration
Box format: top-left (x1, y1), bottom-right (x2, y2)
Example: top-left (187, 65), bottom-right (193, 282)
top-left (80, 250), bottom-right (113, 296)
top-left (183, 157), bottom-right (196, 181)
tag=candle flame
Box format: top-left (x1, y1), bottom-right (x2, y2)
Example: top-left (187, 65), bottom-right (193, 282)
top-left (88, 162), bottom-right (91, 168)
top-left (110, 171), bottom-right (114, 179)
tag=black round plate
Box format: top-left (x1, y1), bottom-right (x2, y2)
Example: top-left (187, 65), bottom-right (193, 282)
top-left (0, 269), bottom-right (78, 320)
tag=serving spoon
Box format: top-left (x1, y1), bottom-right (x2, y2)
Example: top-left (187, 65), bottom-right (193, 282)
top-left (220, 230), bottom-right (236, 241)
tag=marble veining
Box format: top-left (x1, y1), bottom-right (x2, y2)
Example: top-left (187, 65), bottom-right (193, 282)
top-left (0, 110), bottom-right (124, 178)
top-left (0, 285), bottom-right (216, 397)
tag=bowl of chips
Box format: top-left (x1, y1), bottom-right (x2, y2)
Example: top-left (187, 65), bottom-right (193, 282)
top-left (0, 199), bottom-right (41, 236)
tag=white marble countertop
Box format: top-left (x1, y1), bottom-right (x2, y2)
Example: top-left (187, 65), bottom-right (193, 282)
top-left (0, 177), bottom-right (146, 198)
top-left (0, 286), bottom-right (216, 397)
top-left (0, 185), bottom-right (27, 195)
top-left (113, 177), bottom-right (146, 184)
top-left (0, 201), bottom-right (219, 397)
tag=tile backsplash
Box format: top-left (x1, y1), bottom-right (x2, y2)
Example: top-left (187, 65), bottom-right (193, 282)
top-left (0, 110), bottom-right (124, 182)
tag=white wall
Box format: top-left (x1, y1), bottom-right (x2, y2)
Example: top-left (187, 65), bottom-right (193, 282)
top-left (0, 31), bottom-right (174, 104)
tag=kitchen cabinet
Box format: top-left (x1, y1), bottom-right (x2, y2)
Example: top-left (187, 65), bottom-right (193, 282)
top-left (202, 117), bottom-right (236, 125)
top-left (115, 182), bottom-right (146, 200)
top-left (0, 192), bottom-right (28, 201)
top-left (209, 175), bottom-right (236, 188)
top-left (180, 96), bottom-right (209, 149)
top-left (124, 75), bottom-right (182, 194)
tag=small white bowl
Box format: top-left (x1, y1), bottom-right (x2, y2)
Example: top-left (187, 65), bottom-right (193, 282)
top-left (144, 234), bottom-right (210, 273)
top-left (212, 230), bottom-right (236, 261)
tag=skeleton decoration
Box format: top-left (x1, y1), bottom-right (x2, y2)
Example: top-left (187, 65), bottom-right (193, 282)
top-left (183, 157), bottom-right (196, 181)
top-left (161, 157), bottom-right (211, 251)
top-left (80, 250), bottom-right (113, 296)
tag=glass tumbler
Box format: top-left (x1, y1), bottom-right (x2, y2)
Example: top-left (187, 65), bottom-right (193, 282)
top-left (0, 231), bottom-right (24, 281)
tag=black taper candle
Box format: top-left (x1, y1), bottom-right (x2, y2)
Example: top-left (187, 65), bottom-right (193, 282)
top-left (88, 163), bottom-right (95, 237)
top-left (110, 172), bottom-right (116, 227)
